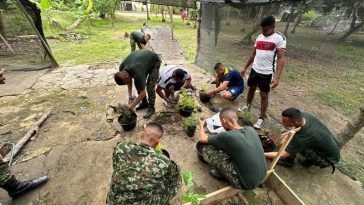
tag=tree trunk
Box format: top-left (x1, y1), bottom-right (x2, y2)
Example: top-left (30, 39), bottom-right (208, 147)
top-left (226, 7), bottom-right (231, 26)
top-left (291, 12), bottom-right (302, 34)
top-left (284, 7), bottom-right (294, 37)
top-left (242, 6), bottom-right (263, 41)
top-left (241, 7), bottom-right (252, 32)
top-left (338, 12), bottom-right (363, 42)
top-left (337, 106), bottom-right (364, 149)
top-left (194, 5), bottom-right (202, 64)
top-left (328, 18), bottom-right (341, 34)
top-left (67, 17), bottom-right (86, 30)
top-left (146, 2), bottom-right (150, 20)
top-left (0, 11), bottom-right (5, 39)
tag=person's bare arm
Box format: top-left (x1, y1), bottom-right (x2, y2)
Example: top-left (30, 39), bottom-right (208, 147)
top-left (156, 85), bottom-right (171, 103)
top-left (140, 44), bottom-right (145, 49)
top-left (182, 77), bottom-right (192, 89)
top-left (129, 90), bottom-right (146, 110)
top-left (205, 81), bottom-right (229, 96)
top-left (241, 46), bottom-right (256, 76)
top-left (198, 118), bottom-right (208, 143)
top-left (271, 50), bottom-right (285, 88)
top-left (264, 150), bottom-right (290, 160)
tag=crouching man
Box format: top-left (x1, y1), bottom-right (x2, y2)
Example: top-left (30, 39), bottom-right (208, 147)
top-left (130, 31), bottom-right (151, 52)
top-left (114, 50), bottom-right (161, 118)
top-left (198, 107), bottom-right (267, 190)
top-left (107, 122), bottom-right (181, 205)
top-left (1, 153), bottom-right (48, 199)
top-left (156, 65), bottom-right (192, 106)
top-left (204, 63), bottom-right (244, 101)
top-left (265, 108), bottom-right (340, 171)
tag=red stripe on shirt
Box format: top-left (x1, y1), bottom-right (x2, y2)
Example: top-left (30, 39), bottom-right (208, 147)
top-left (255, 41), bottom-right (276, 51)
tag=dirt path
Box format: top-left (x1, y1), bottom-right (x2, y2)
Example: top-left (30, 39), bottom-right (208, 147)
top-left (0, 26), bottom-right (363, 204)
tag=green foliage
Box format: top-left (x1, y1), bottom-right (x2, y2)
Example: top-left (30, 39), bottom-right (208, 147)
top-left (200, 84), bottom-right (209, 92)
top-left (182, 171), bottom-right (206, 205)
top-left (155, 143), bottom-right (163, 153)
top-left (40, 0), bottom-right (51, 9)
top-left (179, 89), bottom-right (195, 110)
top-left (189, 9), bottom-right (198, 22)
top-left (302, 11), bottom-right (318, 21)
top-left (182, 115), bottom-right (198, 127)
top-left (116, 104), bottom-right (134, 122)
top-left (237, 111), bottom-right (253, 124)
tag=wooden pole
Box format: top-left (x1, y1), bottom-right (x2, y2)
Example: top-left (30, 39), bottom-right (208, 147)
top-left (15, 0), bottom-right (59, 67)
top-left (168, 7), bottom-right (174, 40)
top-left (0, 34), bottom-right (15, 55)
top-left (3, 112), bottom-right (51, 162)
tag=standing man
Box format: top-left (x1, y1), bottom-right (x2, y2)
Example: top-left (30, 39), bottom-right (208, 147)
top-left (107, 122), bottom-right (181, 205)
top-left (198, 107), bottom-right (267, 190)
top-left (130, 31), bottom-right (151, 52)
top-left (265, 108), bottom-right (340, 171)
top-left (114, 50), bottom-right (161, 118)
top-left (204, 63), bottom-right (244, 101)
top-left (156, 65), bottom-right (192, 106)
top-left (240, 16), bottom-right (286, 128)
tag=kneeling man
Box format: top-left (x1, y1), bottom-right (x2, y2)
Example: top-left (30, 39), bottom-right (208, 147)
top-left (107, 122), bottom-right (181, 205)
top-left (204, 63), bottom-right (244, 101)
top-left (156, 65), bottom-right (192, 105)
top-left (265, 108), bottom-right (340, 170)
top-left (198, 107), bottom-right (267, 190)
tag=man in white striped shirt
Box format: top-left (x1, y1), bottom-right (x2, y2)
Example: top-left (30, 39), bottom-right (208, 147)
top-left (156, 65), bottom-right (192, 105)
top-left (240, 16), bottom-right (286, 129)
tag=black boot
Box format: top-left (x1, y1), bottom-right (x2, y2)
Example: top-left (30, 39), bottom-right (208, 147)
top-left (209, 169), bottom-right (225, 180)
top-left (143, 107), bottom-right (155, 119)
top-left (277, 156), bottom-right (295, 168)
top-left (298, 158), bottom-right (314, 167)
top-left (136, 101), bottom-right (149, 111)
top-left (0, 175), bottom-right (49, 199)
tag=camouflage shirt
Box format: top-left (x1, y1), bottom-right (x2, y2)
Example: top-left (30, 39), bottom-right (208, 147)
top-left (107, 141), bottom-right (181, 205)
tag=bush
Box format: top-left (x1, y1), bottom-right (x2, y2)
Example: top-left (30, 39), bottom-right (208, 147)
top-left (179, 89), bottom-right (195, 110)
top-left (302, 11), bottom-right (318, 22)
top-left (182, 115), bottom-right (198, 127)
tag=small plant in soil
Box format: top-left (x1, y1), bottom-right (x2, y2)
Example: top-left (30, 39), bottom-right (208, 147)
top-left (179, 89), bottom-right (196, 110)
top-left (116, 104), bottom-right (134, 122)
top-left (199, 84), bottom-right (211, 103)
top-left (182, 171), bottom-right (206, 205)
top-left (257, 128), bottom-right (278, 152)
top-left (182, 115), bottom-right (198, 137)
top-left (237, 111), bottom-right (254, 126)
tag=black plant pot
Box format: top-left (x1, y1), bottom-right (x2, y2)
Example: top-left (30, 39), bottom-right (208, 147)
top-left (185, 126), bottom-right (196, 137)
top-left (238, 117), bottom-right (253, 127)
top-left (259, 136), bottom-right (277, 152)
top-left (199, 91), bottom-right (211, 103)
top-left (196, 142), bottom-right (208, 163)
top-left (161, 149), bottom-right (170, 159)
top-left (179, 107), bottom-right (193, 117)
top-left (118, 113), bottom-right (137, 132)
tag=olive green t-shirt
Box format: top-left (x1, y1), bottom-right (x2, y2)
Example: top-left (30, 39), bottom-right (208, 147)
top-left (119, 50), bottom-right (161, 91)
top-left (208, 127), bottom-right (267, 190)
top-left (130, 31), bottom-right (146, 49)
top-left (286, 113), bottom-right (340, 163)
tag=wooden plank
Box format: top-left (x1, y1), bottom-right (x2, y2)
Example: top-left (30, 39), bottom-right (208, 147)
top-left (200, 186), bottom-right (240, 205)
top-left (3, 112), bottom-right (51, 162)
top-left (265, 172), bottom-right (306, 205)
top-left (0, 34), bottom-right (15, 55)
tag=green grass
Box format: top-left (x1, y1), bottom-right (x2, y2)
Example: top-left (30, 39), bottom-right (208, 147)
top-left (43, 11), bottom-right (196, 65)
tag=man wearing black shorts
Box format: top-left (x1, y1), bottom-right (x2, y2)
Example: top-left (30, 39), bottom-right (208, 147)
top-left (240, 16), bottom-right (286, 128)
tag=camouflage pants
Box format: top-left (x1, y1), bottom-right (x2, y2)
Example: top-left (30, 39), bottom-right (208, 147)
top-left (106, 160), bottom-right (181, 205)
top-left (299, 149), bottom-right (332, 168)
top-left (0, 155), bottom-right (11, 186)
top-left (130, 38), bottom-right (136, 52)
top-left (146, 61), bottom-right (161, 109)
top-left (202, 145), bottom-right (243, 189)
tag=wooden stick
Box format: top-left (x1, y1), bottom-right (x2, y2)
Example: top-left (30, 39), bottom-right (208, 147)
top-left (0, 34), bottom-right (15, 55)
top-left (3, 112), bottom-right (51, 162)
top-left (200, 186), bottom-right (240, 205)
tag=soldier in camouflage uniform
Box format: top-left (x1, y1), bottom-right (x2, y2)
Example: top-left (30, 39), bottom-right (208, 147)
top-left (114, 50), bottom-right (161, 118)
top-left (107, 122), bottom-right (181, 205)
top-left (0, 153), bottom-right (49, 199)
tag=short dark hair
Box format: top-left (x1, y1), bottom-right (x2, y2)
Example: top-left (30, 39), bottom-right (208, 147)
top-left (260, 16), bottom-right (275, 27)
top-left (220, 107), bottom-right (238, 122)
top-left (146, 122), bottom-right (164, 136)
top-left (114, 71), bottom-right (126, 85)
top-left (214, 63), bottom-right (223, 70)
top-left (282, 108), bottom-right (302, 121)
top-left (145, 34), bottom-right (151, 39)
top-left (173, 69), bottom-right (185, 80)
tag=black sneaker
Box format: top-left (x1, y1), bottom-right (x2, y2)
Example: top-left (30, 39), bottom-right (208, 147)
top-left (209, 169), bottom-right (225, 180)
top-left (277, 157), bottom-right (295, 168)
top-left (143, 107), bottom-right (155, 119)
top-left (136, 102), bottom-right (149, 111)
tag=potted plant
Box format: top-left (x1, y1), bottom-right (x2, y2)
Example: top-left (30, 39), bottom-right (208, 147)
top-left (116, 104), bottom-right (137, 131)
top-left (257, 128), bottom-right (278, 152)
top-left (196, 142), bottom-right (208, 163)
top-left (199, 84), bottom-right (211, 103)
top-left (179, 89), bottom-right (195, 117)
top-left (182, 171), bottom-right (206, 205)
top-left (237, 111), bottom-right (254, 127)
top-left (155, 144), bottom-right (170, 158)
top-left (182, 115), bottom-right (198, 137)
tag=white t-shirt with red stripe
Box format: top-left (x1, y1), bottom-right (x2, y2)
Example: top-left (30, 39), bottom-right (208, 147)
top-left (252, 32), bottom-right (286, 75)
